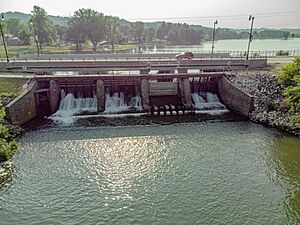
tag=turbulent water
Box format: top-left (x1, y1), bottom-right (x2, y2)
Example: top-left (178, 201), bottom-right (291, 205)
top-left (0, 121), bottom-right (299, 224)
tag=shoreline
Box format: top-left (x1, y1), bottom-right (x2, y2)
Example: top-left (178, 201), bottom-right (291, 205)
top-left (230, 70), bottom-right (300, 137)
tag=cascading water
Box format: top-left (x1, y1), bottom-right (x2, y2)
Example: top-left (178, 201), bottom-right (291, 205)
top-left (104, 92), bottom-right (142, 114)
top-left (192, 92), bottom-right (227, 111)
top-left (51, 90), bottom-right (98, 124)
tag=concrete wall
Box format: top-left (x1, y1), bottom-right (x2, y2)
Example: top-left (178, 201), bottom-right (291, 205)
top-left (49, 80), bottom-right (60, 114)
top-left (178, 78), bottom-right (192, 109)
top-left (141, 79), bottom-right (150, 111)
top-left (149, 82), bottom-right (178, 96)
top-left (96, 80), bottom-right (105, 112)
top-left (5, 81), bottom-right (38, 125)
top-left (218, 76), bottom-right (254, 117)
top-left (247, 59), bottom-right (267, 69)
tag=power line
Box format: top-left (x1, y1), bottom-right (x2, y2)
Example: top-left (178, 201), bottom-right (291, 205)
top-left (165, 14), bottom-right (300, 23)
top-left (129, 10), bottom-right (300, 21)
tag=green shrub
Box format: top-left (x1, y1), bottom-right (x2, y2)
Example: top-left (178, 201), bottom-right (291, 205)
top-left (0, 139), bottom-right (17, 161)
top-left (276, 50), bottom-right (289, 56)
top-left (284, 76), bottom-right (300, 112)
top-left (279, 57), bottom-right (300, 114)
top-left (279, 57), bottom-right (300, 87)
top-left (0, 105), bottom-right (18, 162)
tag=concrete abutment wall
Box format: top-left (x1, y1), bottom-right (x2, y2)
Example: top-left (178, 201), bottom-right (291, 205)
top-left (5, 81), bottom-right (38, 126)
top-left (218, 76), bottom-right (254, 117)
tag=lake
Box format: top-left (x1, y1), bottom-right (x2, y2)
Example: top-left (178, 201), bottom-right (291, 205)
top-left (0, 121), bottom-right (299, 224)
top-left (140, 38), bottom-right (300, 54)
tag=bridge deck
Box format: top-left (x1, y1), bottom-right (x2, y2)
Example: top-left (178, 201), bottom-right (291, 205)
top-left (0, 59), bottom-right (265, 72)
top-left (34, 72), bottom-right (226, 81)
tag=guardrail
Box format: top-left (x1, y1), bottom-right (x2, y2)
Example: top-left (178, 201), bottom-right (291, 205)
top-left (0, 56), bottom-right (267, 63)
top-left (1, 50), bottom-right (299, 62)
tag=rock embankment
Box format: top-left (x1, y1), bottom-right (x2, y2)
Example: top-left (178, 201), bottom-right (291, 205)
top-left (229, 71), bottom-right (300, 136)
top-left (0, 161), bottom-right (13, 188)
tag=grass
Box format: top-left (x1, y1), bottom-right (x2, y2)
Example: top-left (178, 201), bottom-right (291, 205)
top-left (0, 76), bottom-right (28, 95)
top-left (0, 43), bottom-right (138, 58)
top-left (268, 63), bottom-right (286, 74)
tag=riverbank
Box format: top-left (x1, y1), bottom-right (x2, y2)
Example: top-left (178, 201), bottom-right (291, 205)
top-left (230, 70), bottom-right (300, 136)
top-left (0, 160), bottom-right (13, 188)
top-left (0, 89), bottom-right (23, 187)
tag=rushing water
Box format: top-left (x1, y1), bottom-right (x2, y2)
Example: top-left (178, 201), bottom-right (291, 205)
top-left (0, 121), bottom-right (299, 224)
top-left (141, 38), bottom-right (300, 53)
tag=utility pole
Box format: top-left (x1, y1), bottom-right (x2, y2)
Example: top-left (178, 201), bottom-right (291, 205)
top-left (0, 13), bottom-right (9, 62)
top-left (31, 21), bottom-right (40, 55)
top-left (211, 20), bottom-right (218, 58)
top-left (246, 15), bottom-right (255, 60)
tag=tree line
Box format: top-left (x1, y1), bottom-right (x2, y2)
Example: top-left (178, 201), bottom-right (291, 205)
top-left (2, 6), bottom-right (205, 52)
top-left (2, 6), bottom-right (300, 53)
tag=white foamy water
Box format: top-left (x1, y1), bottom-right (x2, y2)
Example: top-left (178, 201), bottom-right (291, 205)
top-left (50, 90), bottom-right (98, 124)
top-left (104, 92), bottom-right (142, 114)
top-left (192, 92), bottom-right (227, 110)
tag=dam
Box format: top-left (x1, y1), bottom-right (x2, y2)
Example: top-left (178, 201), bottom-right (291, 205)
top-left (5, 71), bottom-right (253, 125)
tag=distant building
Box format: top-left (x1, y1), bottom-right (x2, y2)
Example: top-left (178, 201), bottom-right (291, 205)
top-left (5, 34), bottom-right (21, 46)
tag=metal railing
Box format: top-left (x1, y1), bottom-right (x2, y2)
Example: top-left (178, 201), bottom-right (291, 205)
top-left (1, 49), bottom-right (298, 63)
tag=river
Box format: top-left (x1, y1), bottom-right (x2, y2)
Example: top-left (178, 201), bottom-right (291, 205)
top-left (0, 121), bottom-right (299, 224)
top-left (140, 38), bottom-right (300, 54)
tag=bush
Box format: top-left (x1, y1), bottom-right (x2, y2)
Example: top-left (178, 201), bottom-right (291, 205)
top-left (279, 57), bottom-right (300, 113)
top-left (0, 105), bottom-right (18, 162)
top-left (276, 50), bottom-right (289, 56)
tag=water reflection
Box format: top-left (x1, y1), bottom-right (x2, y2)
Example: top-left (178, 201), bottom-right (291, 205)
top-left (1, 122), bottom-right (300, 224)
top-left (81, 135), bottom-right (173, 201)
top-left (269, 136), bottom-right (300, 223)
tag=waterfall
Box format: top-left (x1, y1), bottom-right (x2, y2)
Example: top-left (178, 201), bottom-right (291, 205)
top-left (192, 92), bottom-right (227, 110)
top-left (104, 92), bottom-right (142, 114)
top-left (53, 90), bottom-right (97, 117)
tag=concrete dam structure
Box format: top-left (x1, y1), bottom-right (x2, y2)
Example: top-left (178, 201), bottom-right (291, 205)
top-left (6, 72), bottom-right (254, 125)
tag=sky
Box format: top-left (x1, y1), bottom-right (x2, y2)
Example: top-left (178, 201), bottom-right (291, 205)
top-left (1, 0), bottom-right (300, 29)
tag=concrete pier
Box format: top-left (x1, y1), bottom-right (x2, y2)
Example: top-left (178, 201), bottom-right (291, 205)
top-left (141, 79), bottom-right (150, 112)
top-left (178, 78), bottom-right (192, 109)
top-left (49, 80), bottom-right (60, 114)
top-left (96, 80), bottom-right (105, 112)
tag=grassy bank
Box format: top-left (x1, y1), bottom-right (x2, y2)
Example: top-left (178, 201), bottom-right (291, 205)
top-left (0, 43), bottom-right (139, 58)
top-left (0, 77), bottom-right (27, 95)
top-left (0, 107), bottom-right (17, 162)
top-left (0, 77), bottom-right (26, 162)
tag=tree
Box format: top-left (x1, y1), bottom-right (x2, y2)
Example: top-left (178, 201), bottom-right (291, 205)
top-left (17, 24), bottom-right (31, 45)
top-left (131, 21), bottom-right (145, 44)
top-left (156, 22), bottom-right (172, 39)
top-left (106, 16), bottom-right (119, 53)
top-left (54, 25), bottom-right (67, 43)
top-left (30, 5), bottom-right (56, 49)
top-left (118, 25), bottom-right (131, 43)
top-left (146, 28), bottom-right (156, 43)
top-left (72, 9), bottom-right (106, 52)
top-left (66, 17), bottom-right (86, 51)
top-left (282, 31), bottom-right (290, 40)
top-left (6, 18), bottom-right (21, 37)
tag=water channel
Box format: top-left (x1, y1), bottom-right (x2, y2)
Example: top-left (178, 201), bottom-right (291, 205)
top-left (0, 120), bottom-right (299, 224)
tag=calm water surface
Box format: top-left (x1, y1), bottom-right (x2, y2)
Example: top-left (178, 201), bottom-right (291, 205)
top-left (0, 121), bottom-right (299, 224)
top-left (143, 38), bottom-right (300, 53)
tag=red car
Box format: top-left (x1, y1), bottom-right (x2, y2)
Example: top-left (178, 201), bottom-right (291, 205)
top-left (175, 52), bottom-right (194, 60)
